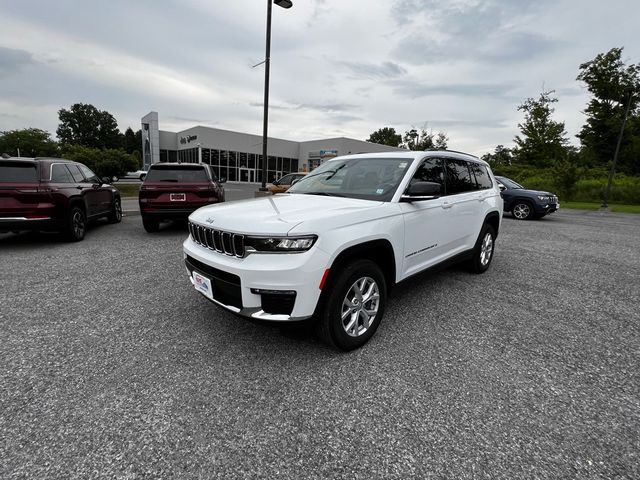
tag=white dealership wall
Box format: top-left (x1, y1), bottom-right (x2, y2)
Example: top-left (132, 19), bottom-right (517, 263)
top-left (144, 112), bottom-right (403, 181)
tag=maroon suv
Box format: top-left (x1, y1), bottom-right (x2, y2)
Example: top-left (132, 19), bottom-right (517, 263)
top-left (0, 157), bottom-right (122, 241)
top-left (138, 163), bottom-right (225, 232)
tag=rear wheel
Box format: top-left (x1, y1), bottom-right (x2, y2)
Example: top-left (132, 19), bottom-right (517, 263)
top-left (107, 196), bottom-right (122, 223)
top-left (317, 259), bottom-right (387, 351)
top-left (512, 201), bottom-right (534, 220)
top-left (468, 224), bottom-right (496, 273)
top-left (139, 173), bottom-right (146, 181)
top-left (65, 206), bottom-right (86, 241)
top-left (142, 215), bottom-right (159, 233)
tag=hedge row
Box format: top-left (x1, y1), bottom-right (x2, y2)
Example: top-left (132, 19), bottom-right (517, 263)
top-left (491, 165), bottom-right (640, 204)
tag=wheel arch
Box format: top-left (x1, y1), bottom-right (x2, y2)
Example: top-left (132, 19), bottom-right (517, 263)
top-left (327, 239), bottom-right (396, 292)
top-left (484, 211), bottom-right (501, 238)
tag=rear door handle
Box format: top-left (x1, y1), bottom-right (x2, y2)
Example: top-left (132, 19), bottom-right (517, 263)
top-left (442, 201), bottom-right (453, 209)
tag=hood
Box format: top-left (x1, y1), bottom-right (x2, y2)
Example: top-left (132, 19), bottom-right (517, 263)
top-left (515, 188), bottom-right (554, 196)
top-left (189, 194), bottom-right (384, 235)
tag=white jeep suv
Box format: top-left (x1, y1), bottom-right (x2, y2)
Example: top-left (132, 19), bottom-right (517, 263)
top-left (183, 151), bottom-right (502, 350)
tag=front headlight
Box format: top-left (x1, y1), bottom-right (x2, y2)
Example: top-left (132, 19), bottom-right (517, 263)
top-left (537, 195), bottom-right (549, 201)
top-left (245, 235), bottom-right (318, 253)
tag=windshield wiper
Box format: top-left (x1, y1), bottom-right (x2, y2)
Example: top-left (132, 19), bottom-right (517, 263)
top-left (303, 191), bottom-right (345, 197)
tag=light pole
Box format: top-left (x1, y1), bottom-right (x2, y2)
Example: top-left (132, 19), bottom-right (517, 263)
top-left (602, 89), bottom-right (633, 209)
top-left (258, 0), bottom-right (292, 192)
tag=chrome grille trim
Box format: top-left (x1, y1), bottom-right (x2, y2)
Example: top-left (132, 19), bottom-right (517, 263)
top-left (189, 222), bottom-right (245, 258)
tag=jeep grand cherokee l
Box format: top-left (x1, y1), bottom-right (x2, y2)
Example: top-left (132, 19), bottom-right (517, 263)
top-left (0, 157), bottom-right (121, 241)
top-left (184, 151), bottom-right (503, 350)
top-left (139, 163), bottom-right (225, 232)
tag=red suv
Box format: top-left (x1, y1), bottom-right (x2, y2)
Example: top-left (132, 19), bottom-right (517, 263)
top-left (138, 163), bottom-right (225, 232)
top-left (0, 157), bottom-right (122, 241)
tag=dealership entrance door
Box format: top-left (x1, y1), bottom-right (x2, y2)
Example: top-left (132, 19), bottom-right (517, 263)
top-left (239, 168), bottom-right (255, 183)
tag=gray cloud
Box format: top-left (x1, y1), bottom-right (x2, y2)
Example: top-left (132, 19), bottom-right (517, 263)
top-left (0, 47), bottom-right (37, 75)
top-left (390, 0), bottom-right (555, 65)
top-left (250, 101), bottom-right (358, 113)
top-left (334, 60), bottom-right (408, 79)
top-left (392, 80), bottom-right (516, 99)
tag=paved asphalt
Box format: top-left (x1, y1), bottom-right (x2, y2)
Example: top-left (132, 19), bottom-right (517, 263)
top-left (1, 208), bottom-right (639, 479)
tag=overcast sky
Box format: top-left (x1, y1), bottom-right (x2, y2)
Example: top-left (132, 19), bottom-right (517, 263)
top-left (1, 0), bottom-right (639, 155)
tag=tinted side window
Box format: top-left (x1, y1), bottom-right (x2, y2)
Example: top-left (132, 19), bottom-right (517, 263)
top-left (51, 164), bottom-right (74, 183)
top-left (67, 164), bottom-right (86, 183)
top-left (445, 159), bottom-right (475, 195)
top-left (410, 158), bottom-right (445, 192)
top-left (78, 164), bottom-right (100, 183)
top-left (208, 165), bottom-right (218, 181)
top-left (470, 163), bottom-right (493, 190)
top-left (278, 174), bottom-right (293, 184)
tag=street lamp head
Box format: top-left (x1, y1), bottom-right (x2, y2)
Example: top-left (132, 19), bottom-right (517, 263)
top-left (274, 0), bottom-right (293, 8)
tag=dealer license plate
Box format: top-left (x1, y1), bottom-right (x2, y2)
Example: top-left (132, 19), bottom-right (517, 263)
top-left (193, 271), bottom-right (213, 300)
top-left (170, 193), bottom-right (186, 201)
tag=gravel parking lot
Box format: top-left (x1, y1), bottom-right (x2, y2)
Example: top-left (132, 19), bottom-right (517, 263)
top-left (1, 209), bottom-right (639, 479)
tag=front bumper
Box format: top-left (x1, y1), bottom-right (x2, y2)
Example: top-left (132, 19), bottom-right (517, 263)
top-left (534, 201), bottom-right (560, 215)
top-left (183, 235), bottom-right (330, 321)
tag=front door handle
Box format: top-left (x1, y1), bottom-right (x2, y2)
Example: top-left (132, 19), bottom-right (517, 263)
top-left (442, 201), bottom-right (453, 209)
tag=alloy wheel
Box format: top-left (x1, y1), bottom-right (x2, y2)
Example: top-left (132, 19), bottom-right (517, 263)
top-left (341, 276), bottom-right (380, 337)
top-left (480, 232), bottom-right (493, 266)
top-left (513, 203), bottom-right (531, 220)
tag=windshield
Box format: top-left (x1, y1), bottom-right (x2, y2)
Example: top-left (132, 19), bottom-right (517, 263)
top-left (287, 157), bottom-right (412, 201)
top-left (497, 176), bottom-right (523, 189)
top-left (145, 165), bottom-right (208, 182)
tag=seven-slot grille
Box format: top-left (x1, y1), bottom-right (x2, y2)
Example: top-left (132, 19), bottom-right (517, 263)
top-left (189, 221), bottom-right (245, 258)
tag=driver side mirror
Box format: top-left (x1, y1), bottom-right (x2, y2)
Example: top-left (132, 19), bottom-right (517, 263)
top-left (101, 176), bottom-right (112, 185)
top-left (219, 177), bottom-right (227, 184)
top-left (401, 181), bottom-right (441, 201)
top-left (498, 184), bottom-right (506, 191)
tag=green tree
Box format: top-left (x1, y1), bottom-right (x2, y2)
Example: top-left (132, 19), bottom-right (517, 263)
top-left (481, 145), bottom-right (514, 166)
top-left (576, 47), bottom-right (640, 174)
top-left (402, 127), bottom-right (448, 150)
top-left (57, 103), bottom-right (121, 149)
top-left (122, 127), bottom-right (138, 154)
top-left (0, 128), bottom-right (58, 157)
top-left (513, 90), bottom-right (569, 167)
top-left (61, 145), bottom-right (138, 179)
top-left (367, 127), bottom-right (402, 147)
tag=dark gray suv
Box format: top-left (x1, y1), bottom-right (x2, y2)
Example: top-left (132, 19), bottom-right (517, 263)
top-left (495, 176), bottom-right (559, 220)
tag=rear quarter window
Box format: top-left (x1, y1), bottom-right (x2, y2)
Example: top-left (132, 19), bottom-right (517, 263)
top-left (0, 161), bottom-right (38, 182)
top-left (145, 166), bottom-right (208, 182)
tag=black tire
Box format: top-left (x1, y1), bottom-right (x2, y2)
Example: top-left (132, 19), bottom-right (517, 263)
top-left (317, 259), bottom-right (387, 351)
top-left (512, 201), bottom-right (534, 220)
top-left (142, 215), bottom-right (159, 233)
top-left (139, 174), bottom-right (146, 181)
top-left (65, 205), bottom-right (86, 242)
top-left (468, 224), bottom-right (496, 274)
top-left (107, 196), bottom-right (122, 223)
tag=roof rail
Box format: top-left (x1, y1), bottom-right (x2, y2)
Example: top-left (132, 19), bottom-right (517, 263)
top-left (440, 149), bottom-right (480, 158)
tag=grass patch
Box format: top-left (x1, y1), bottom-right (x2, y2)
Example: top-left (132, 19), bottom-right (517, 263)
top-left (115, 184), bottom-right (141, 198)
top-left (562, 201), bottom-right (640, 214)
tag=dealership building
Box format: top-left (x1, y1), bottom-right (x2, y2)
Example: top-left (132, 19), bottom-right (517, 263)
top-left (141, 112), bottom-right (402, 183)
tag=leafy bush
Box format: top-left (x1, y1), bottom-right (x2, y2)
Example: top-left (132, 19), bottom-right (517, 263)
top-left (492, 165), bottom-right (640, 204)
top-left (61, 144), bottom-right (138, 179)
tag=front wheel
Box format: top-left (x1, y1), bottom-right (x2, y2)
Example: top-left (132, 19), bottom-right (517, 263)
top-left (65, 206), bottom-right (86, 242)
top-left (469, 224), bottom-right (496, 274)
top-left (317, 259), bottom-right (387, 351)
top-left (139, 174), bottom-right (146, 181)
top-left (512, 202), bottom-right (534, 220)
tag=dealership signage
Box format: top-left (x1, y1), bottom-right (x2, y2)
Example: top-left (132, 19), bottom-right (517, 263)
top-left (320, 149), bottom-right (338, 158)
top-left (180, 134), bottom-right (198, 144)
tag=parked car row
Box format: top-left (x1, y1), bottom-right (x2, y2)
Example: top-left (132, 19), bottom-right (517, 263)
top-left (2, 154), bottom-right (560, 351)
top-left (0, 157), bottom-right (121, 241)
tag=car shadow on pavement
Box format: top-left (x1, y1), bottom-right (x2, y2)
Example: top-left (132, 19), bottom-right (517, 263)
top-left (0, 219), bottom-right (115, 247)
